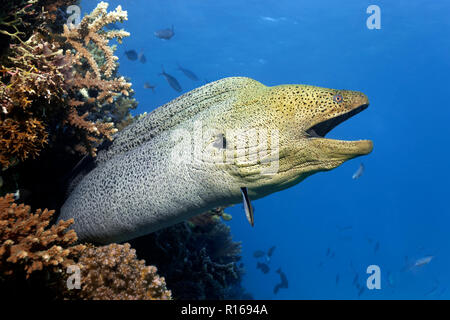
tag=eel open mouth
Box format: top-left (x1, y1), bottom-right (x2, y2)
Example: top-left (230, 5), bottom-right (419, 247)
top-left (306, 104), bottom-right (369, 138)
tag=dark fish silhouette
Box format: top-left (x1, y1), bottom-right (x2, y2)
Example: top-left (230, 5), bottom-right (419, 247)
top-left (253, 250), bottom-right (265, 258)
top-left (155, 25), bottom-right (174, 40)
top-left (256, 262), bottom-right (270, 274)
top-left (352, 273), bottom-right (359, 286)
top-left (124, 50), bottom-right (138, 61)
top-left (374, 241), bottom-right (380, 253)
top-left (144, 82), bottom-right (156, 92)
top-left (335, 274), bottom-right (340, 285)
top-left (178, 64), bottom-right (199, 81)
top-left (357, 284), bottom-right (365, 297)
top-left (387, 271), bottom-right (395, 288)
top-left (139, 52), bottom-right (147, 63)
top-left (267, 246), bottom-right (276, 257)
top-left (425, 280), bottom-right (440, 296)
top-left (273, 268), bottom-right (288, 294)
top-left (159, 66), bottom-right (182, 92)
top-left (326, 247), bottom-right (331, 256)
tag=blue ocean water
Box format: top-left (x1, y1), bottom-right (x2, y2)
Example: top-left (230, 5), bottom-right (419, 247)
top-left (82, 0), bottom-right (450, 299)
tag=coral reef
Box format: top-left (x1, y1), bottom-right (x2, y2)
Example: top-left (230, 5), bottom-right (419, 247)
top-left (0, 0), bottom-right (250, 301)
top-left (0, 193), bottom-right (85, 277)
top-left (66, 243), bottom-right (171, 300)
top-left (0, 193), bottom-right (85, 298)
top-left (0, 1), bottom-right (133, 171)
top-left (0, 1), bottom-right (77, 52)
top-left (0, 194), bottom-right (171, 300)
top-left (0, 1), bottom-right (136, 212)
top-left (60, 1), bottom-right (132, 156)
top-left (130, 210), bottom-right (253, 300)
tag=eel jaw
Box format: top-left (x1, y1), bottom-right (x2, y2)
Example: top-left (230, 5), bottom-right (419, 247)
top-left (305, 103), bottom-right (373, 157)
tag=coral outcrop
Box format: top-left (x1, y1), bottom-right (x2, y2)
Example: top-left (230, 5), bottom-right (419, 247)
top-left (130, 210), bottom-right (253, 300)
top-left (0, 0), bottom-right (250, 301)
top-left (60, 1), bottom-right (132, 156)
top-left (0, 193), bottom-right (85, 298)
top-left (0, 1), bottom-right (136, 212)
top-left (0, 1), bottom-right (133, 171)
top-left (67, 243), bottom-right (171, 300)
top-left (0, 194), bottom-right (171, 300)
top-left (0, 193), bottom-right (85, 277)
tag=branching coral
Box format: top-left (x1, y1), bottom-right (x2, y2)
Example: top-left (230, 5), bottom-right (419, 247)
top-left (0, 33), bottom-right (69, 168)
top-left (57, 2), bottom-right (133, 157)
top-left (0, 194), bottom-right (172, 300)
top-left (0, 1), bottom-right (135, 184)
top-left (67, 243), bottom-right (172, 300)
top-left (62, 2), bottom-right (129, 79)
top-left (0, 193), bottom-right (85, 278)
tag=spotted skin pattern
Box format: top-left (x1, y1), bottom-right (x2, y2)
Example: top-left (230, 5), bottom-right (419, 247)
top-left (59, 77), bottom-right (372, 244)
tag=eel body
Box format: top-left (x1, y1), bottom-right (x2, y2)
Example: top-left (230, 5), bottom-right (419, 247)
top-left (59, 77), bottom-right (373, 243)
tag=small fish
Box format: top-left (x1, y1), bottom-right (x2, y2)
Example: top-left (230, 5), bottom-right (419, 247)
top-left (253, 250), bottom-right (265, 258)
top-left (241, 187), bottom-right (254, 227)
top-left (124, 50), bottom-right (138, 61)
top-left (177, 64), bottom-right (199, 81)
top-left (267, 246), bottom-right (276, 258)
top-left (261, 16), bottom-right (278, 23)
top-left (326, 247), bottom-right (331, 256)
top-left (413, 255), bottom-right (434, 268)
top-left (425, 280), bottom-right (440, 296)
top-left (352, 273), bottom-right (359, 286)
top-left (374, 241), bottom-right (380, 253)
top-left (357, 285), bottom-right (365, 297)
top-left (155, 25), bottom-right (174, 40)
top-left (144, 82), bottom-right (156, 92)
top-left (138, 52), bottom-right (147, 63)
top-left (335, 274), bottom-right (340, 285)
top-left (273, 268), bottom-right (288, 294)
top-left (387, 271), bottom-right (395, 288)
top-left (159, 66), bottom-right (182, 92)
top-left (352, 162), bottom-right (365, 179)
top-left (403, 255), bottom-right (434, 272)
top-left (256, 262), bottom-right (270, 274)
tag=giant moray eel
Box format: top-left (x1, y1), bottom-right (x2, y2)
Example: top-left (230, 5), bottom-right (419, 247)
top-left (59, 77), bottom-right (373, 244)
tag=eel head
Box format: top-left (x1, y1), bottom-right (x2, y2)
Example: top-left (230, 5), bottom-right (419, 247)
top-left (213, 80), bottom-right (373, 199)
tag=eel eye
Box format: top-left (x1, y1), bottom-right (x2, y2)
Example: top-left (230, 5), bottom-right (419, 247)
top-left (333, 94), bottom-right (343, 103)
